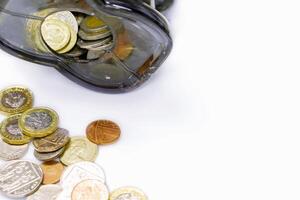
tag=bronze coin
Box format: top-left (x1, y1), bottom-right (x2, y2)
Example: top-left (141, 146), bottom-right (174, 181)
top-left (86, 120), bottom-right (121, 145)
top-left (40, 161), bottom-right (64, 185)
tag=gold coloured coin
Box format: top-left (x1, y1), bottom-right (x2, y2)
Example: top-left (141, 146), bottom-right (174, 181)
top-left (60, 137), bottom-right (98, 166)
top-left (58, 26), bottom-right (78, 54)
top-left (41, 19), bottom-right (71, 51)
top-left (19, 107), bottom-right (59, 138)
top-left (110, 187), bottom-right (148, 200)
top-left (0, 114), bottom-right (31, 145)
top-left (0, 86), bottom-right (33, 115)
top-left (80, 16), bottom-right (108, 32)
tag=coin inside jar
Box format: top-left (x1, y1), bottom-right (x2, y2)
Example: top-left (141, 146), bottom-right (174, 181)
top-left (0, 86), bottom-right (33, 115)
top-left (109, 187), bottom-right (148, 200)
top-left (86, 120), bottom-right (121, 145)
top-left (40, 161), bottom-right (64, 185)
top-left (71, 179), bottom-right (109, 200)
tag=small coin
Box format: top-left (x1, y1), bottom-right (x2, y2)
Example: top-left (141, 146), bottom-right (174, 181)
top-left (64, 46), bottom-right (87, 57)
top-left (80, 16), bottom-right (108, 33)
top-left (86, 120), bottom-right (121, 145)
top-left (60, 136), bottom-right (98, 166)
top-left (87, 50), bottom-right (105, 60)
top-left (0, 160), bottom-right (43, 198)
top-left (41, 19), bottom-right (71, 51)
top-left (71, 179), bottom-right (109, 200)
top-left (0, 114), bottom-right (31, 145)
top-left (33, 128), bottom-right (70, 153)
top-left (0, 86), bottom-right (33, 115)
top-left (40, 161), bottom-right (64, 184)
top-left (78, 28), bottom-right (112, 41)
top-left (20, 107), bottom-right (59, 138)
top-left (27, 184), bottom-right (63, 200)
top-left (76, 13), bottom-right (85, 25)
top-left (34, 146), bottom-right (65, 161)
top-left (77, 36), bottom-right (112, 49)
top-left (110, 187), bottom-right (148, 200)
top-left (0, 139), bottom-right (28, 160)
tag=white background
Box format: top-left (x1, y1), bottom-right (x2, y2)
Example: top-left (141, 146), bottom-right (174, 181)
top-left (0, 0), bottom-right (300, 199)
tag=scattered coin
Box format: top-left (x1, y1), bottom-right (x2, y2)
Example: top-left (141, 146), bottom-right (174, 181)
top-left (0, 114), bottom-right (31, 145)
top-left (0, 139), bottom-right (28, 161)
top-left (0, 160), bottom-right (43, 198)
top-left (86, 120), bottom-right (121, 145)
top-left (0, 86), bottom-right (33, 115)
top-left (60, 136), bottom-right (98, 166)
top-left (27, 184), bottom-right (63, 200)
top-left (40, 161), bottom-right (64, 184)
top-left (33, 128), bottom-right (70, 153)
top-left (80, 16), bottom-right (108, 33)
top-left (71, 179), bottom-right (109, 200)
top-left (110, 187), bottom-right (148, 200)
top-left (20, 107), bottom-right (59, 138)
top-left (34, 146), bottom-right (65, 161)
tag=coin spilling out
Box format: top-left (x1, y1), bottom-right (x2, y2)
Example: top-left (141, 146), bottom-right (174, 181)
top-left (0, 86), bottom-right (33, 115)
top-left (0, 139), bottom-right (28, 161)
top-left (41, 161), bottom-right (64, 185)
top-left (27, 184), bottom-right (63, 200)
top-left (109, 187), bottom-right (148, 200)
top-left (71, 179), bottom-right (109, 200)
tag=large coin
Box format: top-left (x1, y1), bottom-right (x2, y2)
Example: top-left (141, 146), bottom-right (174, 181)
top-left (0, 160), bottom-right (43, 198)
top-left (0, 86), bottom-right (33, 115)
top-left (60, 137), bottom-right (98, 166)
top-left (80, 16), bottom-right (108, 33)
top-left (58, 26), bottom-right (78, 54)
top-left (46, 11), bottom-right (78, 33)
top-left (40, 161), bottom-right (64, 185)
top-left (77, 37), bottom-right (112, 49)
top-left (27, 184), bottom-right (63, 200)
top-left (86, 120), bottom-right (121, 145)
top-left (109, 187), bottom-right (148, 200)
top-left (71, 179), bottom-right (109, 200)
top-left (33, 128), bottom-right (70, 153)
top-left (78, 28), bottom-right (112, 41)
top-left (34, 146), bottom-right (65, 161)
top-left (41, 19), bottom-right (71, 51)
top-left (20, 107), bottom-right (59, 138)
top-left (0, 139), bottom-right (28, 160)
top-left (0, 114), bottom-right (31, 145)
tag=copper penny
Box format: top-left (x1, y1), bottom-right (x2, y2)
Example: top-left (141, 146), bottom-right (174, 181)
top-left (71, 179), bottom-right (109, 200)
top-left (40, 161), bottom-right (64, 185)
top-left (86, 120), bottom-right (121, 145)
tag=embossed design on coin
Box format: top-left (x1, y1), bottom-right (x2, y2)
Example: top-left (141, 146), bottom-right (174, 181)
top-left (71, 179), bottom-right (109, 200)
top-left (0, 160), bottom-right (43, 198)
top-left (0, 87), bottom-right (33, 115)
top-left (25, 111), bottom-right (52, 130)
top-left (86, 120), bottom-right (121, 145)
top-left (41, 161), bottom-right (64, 185)
top-left (33, 128), bottom-right (70, 153)
top-left (0, 139), bottom-right (28, 161)
top-left (34, 147), bottom-right (65, 161)
top-left (0, 114), bottom-right (31, 145)
top-left (110, 187), bottom-right (148, 200)
top-left (60, 137), bottom-right (98, 166)
top-left (27, 184), bottom-right (63, 200)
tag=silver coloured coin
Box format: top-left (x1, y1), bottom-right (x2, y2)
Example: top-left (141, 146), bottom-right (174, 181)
top-left (77, 37), bottom-right (112, 49)
top-left (87, 50), bottom-right (105, 60)
top-left (25, 111), bottom-right (52, 130)
top-left (0, 160), bottom-right (43, 198)
top-left (27, 184), bottom-right (63, 200)
top-left (46, 11), bottom-right (78, 33)
top-left (0, 139), bottom-right (28, 161)
top-left (34, 146), bottom-right (65, 161)
top-left (89, 41), bottom-right (114, 51)
top-left (78, 29), bottom-right (112, 41)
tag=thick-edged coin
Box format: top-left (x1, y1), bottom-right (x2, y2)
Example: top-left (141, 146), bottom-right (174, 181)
top-left (60, 136), bottom-right (98, 166)
top-left (0, 114), bottom-right (31, 145)
top-left (33, 128), bottom-right (70, 153)
top-left (40, 161), bottom-right (64, 184)
top-left (80, 16), bottom-right (108, 33)
top-left (77, 36), bottom-right (112, 49)
top-left (87, 50), bottom-right (105, 60)
top-left (41, 19), bottom-right (71, 51)
top-left (0, 160), bottom-right (43, 198)
top-left (71, 179), bottom-right (109, 200)
top-left (0, 86), bottom-right (33, 115)
top-left (86, 120), bottom-right (121, 145)
top-left (20, 107), bottom-right (59, 138)
top-left (27, 184), bottom-right (63, 200)
top-left (110, 187), bottom-right (148, 200)
top-left (0, 139), bottom-right (28, 160)
top-left (58, 25), bottom-right (78, 54)
top-left (78, 28), bottom-right (112, 41)
top-left (64, 46), bottom-right (87, 57)
top-left (89, 41), bottom-right (114, 51)
top-left (34, 146), bottom-right (65, 161)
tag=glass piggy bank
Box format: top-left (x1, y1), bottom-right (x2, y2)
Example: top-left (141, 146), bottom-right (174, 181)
top-left (0, 0), bottom-right (172, 92)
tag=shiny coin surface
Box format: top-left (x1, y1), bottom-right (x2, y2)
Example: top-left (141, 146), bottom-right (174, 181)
top-left (0, 86), bottom-right (33, 115)
top-left (80, 16), bottom-right (108, 33)
top-left (41, 19), bottom-right (71, 51)
top-left (78, 28), bottom-right (112, 41)
top-left (46, 11), bottom-right (78, 33)
top-left (20, 107), bottom-right (59, 138)
top-left (86, 120), bottom-right (121, 145)
top-left (89, 41), bottom-right (114, 51)
top-left (110, 187), bottom-right (148, 200)
top-left (0, 139), bottom-right (28, 160)
top-left (40, 161), bottom-right (64, 184)
top-left (77, 36), bottom-right (112, 49)
top-left (0, 160), bottom-right (43, 198)
top-left (60, 137), bottom-right (98, 166)
top-left (71, 179), bottom-right (109, 200)
top-left (33, 128), bottom-right (70, 153)
top-left (27, 184), bottom-right (63, 200)
top-left (34, 146), bottom-right (65, 161)
top-left (0, 114), bottom-right (31, 145)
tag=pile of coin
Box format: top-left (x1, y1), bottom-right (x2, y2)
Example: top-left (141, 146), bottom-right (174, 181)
top-left (0, 86), bottom-right (147, 199)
